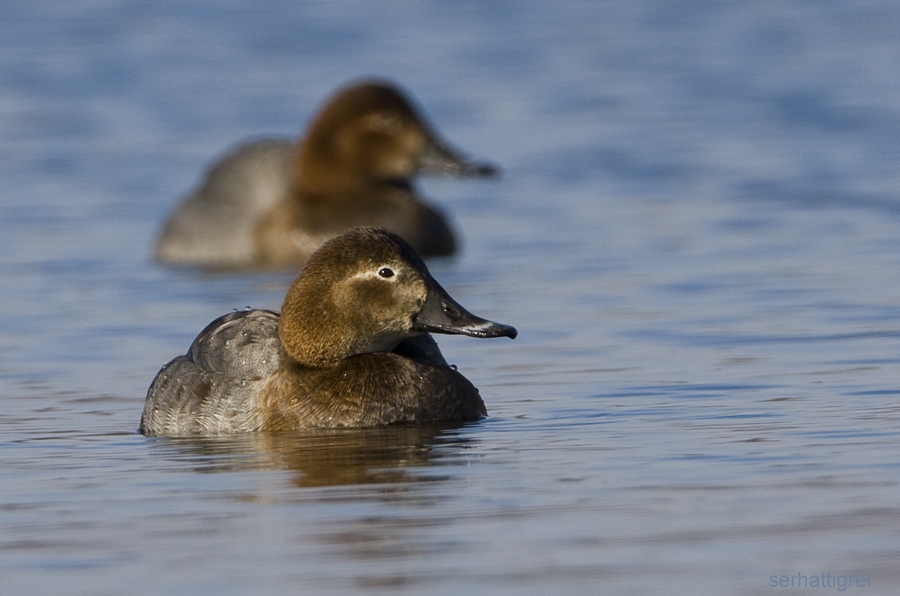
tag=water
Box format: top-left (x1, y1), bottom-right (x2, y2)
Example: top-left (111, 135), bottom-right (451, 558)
top-left (2, 1), bottom-right (900, 594)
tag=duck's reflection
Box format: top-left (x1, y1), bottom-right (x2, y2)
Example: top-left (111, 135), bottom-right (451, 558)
top-left (146, 423), bottom-right (476, 488)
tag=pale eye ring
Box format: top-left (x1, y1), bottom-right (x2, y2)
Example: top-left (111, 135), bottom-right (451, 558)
top-left (370, 111), bottom-right (401, 133)
top-left (378, 267), bottom-right (394, 278)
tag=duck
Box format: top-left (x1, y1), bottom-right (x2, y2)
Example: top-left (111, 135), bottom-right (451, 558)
top-left (154, 79), bottom-right (498, 270)
top-left (140, 227), bottom-right (517, 436)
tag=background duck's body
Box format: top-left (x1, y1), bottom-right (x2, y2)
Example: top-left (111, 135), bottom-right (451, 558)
top-left (155, 139), bottom-right (296, 268)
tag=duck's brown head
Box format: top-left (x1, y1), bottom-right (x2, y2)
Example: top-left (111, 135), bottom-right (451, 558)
top-left (297, 80), bottom-right (499, 194)
top-left (278, 227), bottom-right (516, 368)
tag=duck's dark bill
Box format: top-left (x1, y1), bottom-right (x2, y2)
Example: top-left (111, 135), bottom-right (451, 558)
top-left (418, 139), bottom-right (500, 178)
top-left (413, 282), bottom-right (517, 339)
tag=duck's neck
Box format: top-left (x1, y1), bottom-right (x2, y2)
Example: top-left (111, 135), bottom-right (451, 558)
top-left (277, 300), bottom-right (405, 370)
top-left (280, 324), bottom-right (411, 369)
top-left (278, 318), bottom-right (352, 369)
top-left (296, 138), bottom-right (355, 194)
top-left (295, 140), bottom-right (415, 196)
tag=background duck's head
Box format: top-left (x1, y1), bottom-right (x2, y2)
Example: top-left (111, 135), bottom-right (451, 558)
top-left (297, 79), bottom-right (498, 193)
top-left (278, 227), bottom-right (516, 368)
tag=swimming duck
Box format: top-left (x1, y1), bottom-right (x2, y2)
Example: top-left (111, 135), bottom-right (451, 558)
top-left (140, 227), bottom-right (517, 435)
top-left (154, 79), bottom-right (498, 270)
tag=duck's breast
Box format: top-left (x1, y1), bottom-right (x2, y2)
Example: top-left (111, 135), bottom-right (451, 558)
top-left (260, 349), bottom-right (485, 430)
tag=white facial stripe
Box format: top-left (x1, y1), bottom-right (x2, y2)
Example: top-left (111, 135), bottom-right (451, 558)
top-left (351, 266), bottom-right (399, 282)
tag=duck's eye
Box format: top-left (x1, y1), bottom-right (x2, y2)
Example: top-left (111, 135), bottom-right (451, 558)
top-left (378, 267), bottom-right (395, 278)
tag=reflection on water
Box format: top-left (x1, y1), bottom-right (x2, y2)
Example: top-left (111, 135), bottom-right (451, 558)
top-left (146, 424), bottom-right (474, 488)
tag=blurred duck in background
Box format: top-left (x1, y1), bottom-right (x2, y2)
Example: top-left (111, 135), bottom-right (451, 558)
top-left (155, 79), bottom-right (499, 270)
